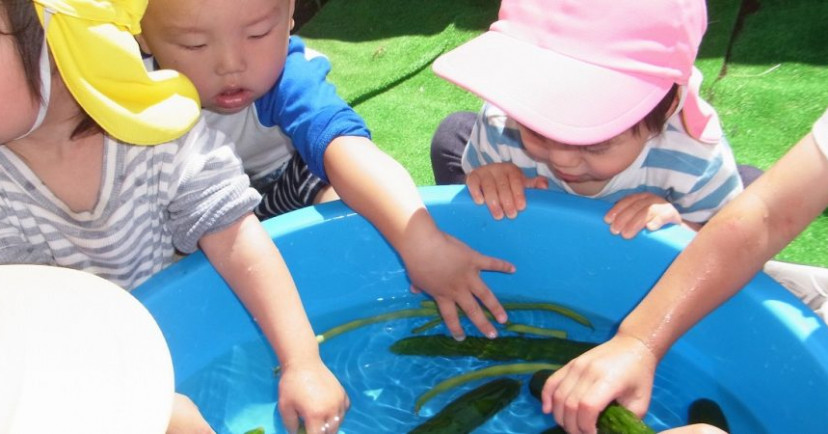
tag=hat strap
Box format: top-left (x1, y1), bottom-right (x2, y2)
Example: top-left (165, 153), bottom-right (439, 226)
top-left (14, 9), bottom-right (53, 141)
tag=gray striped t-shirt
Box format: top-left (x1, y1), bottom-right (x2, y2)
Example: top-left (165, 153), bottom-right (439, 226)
top-left (0, 119), bottom-right (261, 290)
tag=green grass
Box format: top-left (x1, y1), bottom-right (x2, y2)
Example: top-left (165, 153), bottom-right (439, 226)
top-left (299, 0), bottom-right (828, 267)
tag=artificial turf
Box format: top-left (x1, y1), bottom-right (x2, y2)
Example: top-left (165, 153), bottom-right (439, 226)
top-left (299, 0), bottom-right (828, 267)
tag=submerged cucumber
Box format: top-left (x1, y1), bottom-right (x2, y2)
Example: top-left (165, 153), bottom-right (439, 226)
top-left (390, 335), bottom-right (595, 364)
top-left (529, 369), bottom-right (655, 434)
top-left (597, 404), bottom-right (655, 434)
top-left (409, 378), bottom-right (521, 434)
top-left (688, 398), bottom-right (729, 432)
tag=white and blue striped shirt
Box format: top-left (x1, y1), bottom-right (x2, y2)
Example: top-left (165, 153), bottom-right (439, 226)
top-left (0, 119), bottom-right (261, 290)
top-left (462, 103), bottom-right (743, 223)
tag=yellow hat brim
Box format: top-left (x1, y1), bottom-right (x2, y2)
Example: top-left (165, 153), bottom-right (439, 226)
top-left (34, 3), bottom-right (201, 145)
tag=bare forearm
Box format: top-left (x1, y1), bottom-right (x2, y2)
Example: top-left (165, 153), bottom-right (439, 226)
top-left (324, 137), bottom-right (441, 256)
top-left (200, 214), bottom-right (320, 367)
top-left (620, 133), bottom-right (828, 358)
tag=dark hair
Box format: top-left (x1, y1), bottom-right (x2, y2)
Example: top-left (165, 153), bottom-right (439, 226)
top-left (633, 83), bottom-right (679, 137)
top-left (1, 0), bottom-right (98, 138)
top-left (2, 0), bottom-right (43, 102)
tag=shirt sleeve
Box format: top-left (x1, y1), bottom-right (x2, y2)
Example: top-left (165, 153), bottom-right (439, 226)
top-left (254, 36), bottom-right (371, 183)
top-left (812, 108), bottom-right (828, 157)
top-left (461, 104), bottom-right (510, 173)
top-left (668, 135), bottom-right (744, 223)
top-left (166, 120), bottom-right (262, 254)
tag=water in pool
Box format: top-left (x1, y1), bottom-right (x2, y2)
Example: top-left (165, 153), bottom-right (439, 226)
top-left (178, 296), bottom-right (766, 434)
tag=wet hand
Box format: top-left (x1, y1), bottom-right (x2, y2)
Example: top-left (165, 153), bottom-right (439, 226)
top-left (278, 360), bottom-right (349, 434)
top-left (543, 335), bottom-right (656, 434)
top-left (405, 230), bottom-right (515, 340)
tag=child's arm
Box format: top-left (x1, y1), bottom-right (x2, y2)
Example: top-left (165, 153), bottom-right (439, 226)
top-left (542, 131), bottom-right (828, 434)
top-left (604, 192), bottom-right (699, 238)
top-left (323, 136), bottom-right (516, 340)
top-left (167, 393), bottom-right (215, 434)
top-left (199, 214), bottom-right (348, 434)
top-left (466, 162), bottom-right (549, 220)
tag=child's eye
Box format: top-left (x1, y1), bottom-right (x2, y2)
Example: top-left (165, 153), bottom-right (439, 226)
top-left (583, 145), bottom-right (610, 155)
top-left (249, 29), bottom-right (272, 40)
top-left (180, 43), bottom-right (207, 51)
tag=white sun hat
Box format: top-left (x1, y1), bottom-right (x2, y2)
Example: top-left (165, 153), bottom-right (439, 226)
top-left (0, 265), bottom-right (174, 434)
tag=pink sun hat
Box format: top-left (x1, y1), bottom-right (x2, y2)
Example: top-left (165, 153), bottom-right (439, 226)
top-left (433, 0), bottom-right (722, 145)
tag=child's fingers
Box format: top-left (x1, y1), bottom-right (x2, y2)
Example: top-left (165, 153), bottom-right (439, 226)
top-left (280, 408), bottom-right (300, 434)
top-left (477, 173), bottom-right (506, 220)
top-left (465, 173), bottom-right (485, 205)
top-left (435, 298), bottom-right (466, 341)
top-left (455, 292), bottom-right (498, 339)
top-left (475, 252), bottom-right (516, 274)
top-left (609, 202), bottom-right (649, 237)
top-left (506, 173), bottom-right (528, 216)
top-left (471, 280), bottom-right (508, 324)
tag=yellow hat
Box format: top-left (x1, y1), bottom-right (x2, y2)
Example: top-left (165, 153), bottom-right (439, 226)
top-left (32, 0), bottom-right (201, 145)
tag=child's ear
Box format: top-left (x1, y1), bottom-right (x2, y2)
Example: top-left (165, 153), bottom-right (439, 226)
top-left (290, 18), bottom-right (295, 31)
top-left (134, 34), bottom-right (152, 55)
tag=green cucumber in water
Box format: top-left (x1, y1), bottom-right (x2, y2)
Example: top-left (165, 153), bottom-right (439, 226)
top-left (688, 398), bottom-right (729, 432)
top-left (390, 335), bottom-right (595, 364)
top-left (409, 378), bottom-right (521, 434)
top-left (529, 370), bottom-right (655, 434)
top-left (597, 404), bottom-right (655, 434)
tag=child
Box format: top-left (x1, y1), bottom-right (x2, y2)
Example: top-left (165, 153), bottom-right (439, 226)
top-left (0, 1), bottom-right (345, 433)
top-left (135, 0), bottom-right (516, 342)
top-left (430, 0), bottom-right (753, 239)
top-left (543, 108), bottom-right (828, 434)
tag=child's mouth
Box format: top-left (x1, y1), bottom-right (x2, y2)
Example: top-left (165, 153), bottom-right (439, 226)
top-left (214, 88), bottom-right (251, 111)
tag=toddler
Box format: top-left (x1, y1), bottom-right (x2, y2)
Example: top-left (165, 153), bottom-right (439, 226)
top-left (430, 0), bottom-right (756, 239)
top-left (136, 0), bottom-right (516, 342)
top-left (0, 1), bottom-right (345, 432)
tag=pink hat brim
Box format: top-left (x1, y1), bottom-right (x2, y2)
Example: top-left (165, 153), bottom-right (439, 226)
top-left (433, 31), bottom-right (675, 145)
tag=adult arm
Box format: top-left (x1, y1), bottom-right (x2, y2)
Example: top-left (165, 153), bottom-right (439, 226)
top-left (544, 127), bottom-right (828, 434)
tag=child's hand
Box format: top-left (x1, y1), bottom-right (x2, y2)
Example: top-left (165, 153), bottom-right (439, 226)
top-left (466, 163), bottom-right (549, 219)
top-left (604, 193), bottom-right (683, 239)
top-left (405, 229), bottom-right (515, 340)
top-left (278, 359), bottom-right (349, 434)
top-left (167, 393), bottom-right (215, 434)
top-left (659, 424), bottom-right (728, 434)
top-left (542, 335), bottom-right (657, 434)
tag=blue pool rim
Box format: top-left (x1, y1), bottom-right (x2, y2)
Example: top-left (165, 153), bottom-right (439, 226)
top-left (134, 185), bottom-right (828, 432)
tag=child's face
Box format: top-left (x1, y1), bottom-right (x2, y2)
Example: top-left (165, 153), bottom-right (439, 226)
top-left (518, 123), bottom-right (649, 192)
top-left (0, 9), bottom-right (41, 143)
top-left (137, 0), bottom-right (294, 114)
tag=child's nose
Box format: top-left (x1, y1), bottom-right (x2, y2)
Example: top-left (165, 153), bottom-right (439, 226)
top-left (215, 44), bottom-right (246, 76)
top-left (547, 146), bottom-right (580, 168)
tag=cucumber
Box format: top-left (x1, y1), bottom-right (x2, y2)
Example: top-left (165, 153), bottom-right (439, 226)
top-left (529, 368), bottom-right (557, 400)
top-left (529, 369), bottom-right (655, 434)
top-left (409, 378), bottom-right (521, 434)
top-left (688, 398), bottom-right (729, 432)
top-left (390, 335), bottom-right (595, 364)
top-left (597, 404), bottom-right (655, 434)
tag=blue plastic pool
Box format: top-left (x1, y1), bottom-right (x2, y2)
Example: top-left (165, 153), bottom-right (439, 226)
top-left (134, 186), bottom-right (828, 433)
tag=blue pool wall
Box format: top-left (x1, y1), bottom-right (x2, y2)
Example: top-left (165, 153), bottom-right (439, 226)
top-left (133, 185), bottom-right (828, 433)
